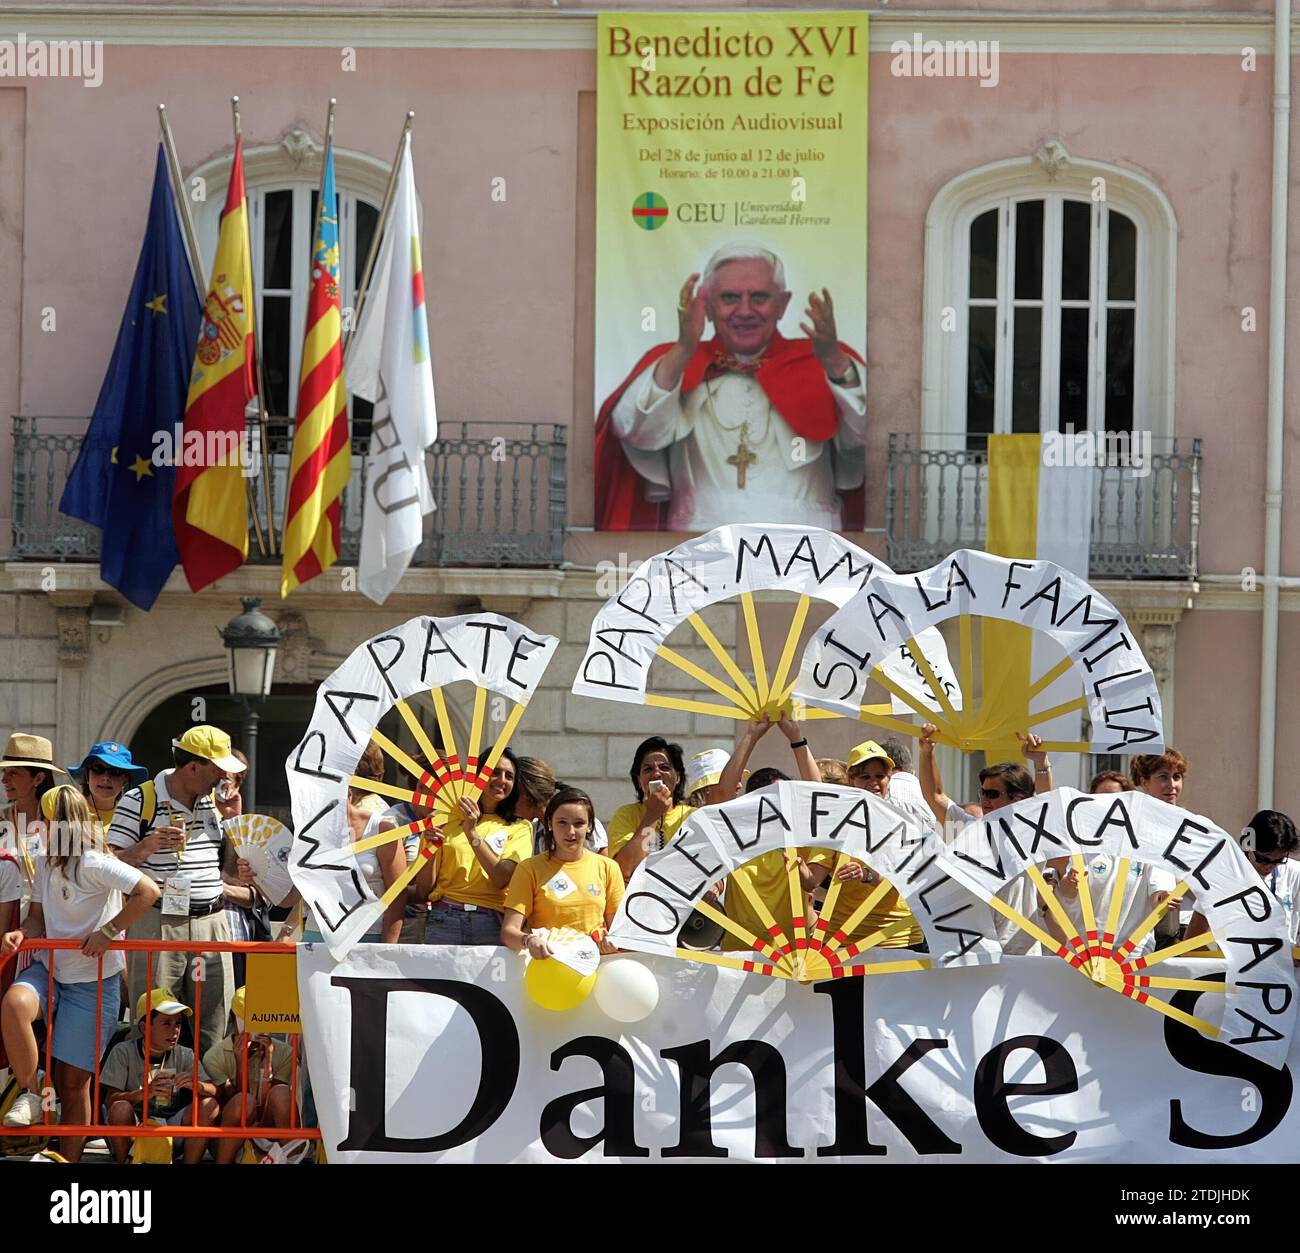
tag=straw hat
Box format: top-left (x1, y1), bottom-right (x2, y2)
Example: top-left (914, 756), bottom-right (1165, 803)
top-left (0, 733), bottom-right (66, 775)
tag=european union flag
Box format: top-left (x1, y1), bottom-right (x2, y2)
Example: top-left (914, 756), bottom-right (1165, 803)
top-left (60, 143), bottom-right (202, 610)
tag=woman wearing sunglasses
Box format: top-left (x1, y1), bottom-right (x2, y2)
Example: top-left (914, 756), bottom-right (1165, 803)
top-left (67, 741), bottom-right (149, 835)
top-left (1184, 810), bottom-right (1300, 956)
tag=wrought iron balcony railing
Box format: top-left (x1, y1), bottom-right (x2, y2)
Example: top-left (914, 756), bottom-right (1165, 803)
top-left (10, 415), bottom-right (567, 569)
top-left (885, 432), bottom-right (1201, 578)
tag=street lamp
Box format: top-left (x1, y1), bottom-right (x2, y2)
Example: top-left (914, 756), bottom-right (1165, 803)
top-left (219, 597), bottom-right (281, 812)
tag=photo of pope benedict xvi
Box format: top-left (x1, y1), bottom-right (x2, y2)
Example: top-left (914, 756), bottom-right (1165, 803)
top-left (594, 243), bottom-right (866, 532)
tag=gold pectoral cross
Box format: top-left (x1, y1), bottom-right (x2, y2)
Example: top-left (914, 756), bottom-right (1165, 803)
top-left (727, 422), bottom-right (757, 490)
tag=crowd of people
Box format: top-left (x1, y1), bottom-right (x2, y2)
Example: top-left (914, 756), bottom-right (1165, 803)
top-left (0, 714), bottom-right (1296, 1164)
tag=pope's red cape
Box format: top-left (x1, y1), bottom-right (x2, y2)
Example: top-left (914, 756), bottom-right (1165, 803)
top-left (594, 332), bottom-right (864, 531)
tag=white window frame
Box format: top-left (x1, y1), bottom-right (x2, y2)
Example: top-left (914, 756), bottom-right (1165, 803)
top-left (922, 145), bottom-right (1176, 446)
top-left (189, 130), bottom-right (395, 418)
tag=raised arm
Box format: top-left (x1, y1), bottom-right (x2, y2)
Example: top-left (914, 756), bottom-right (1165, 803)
top-left (918, 723), bottom-right (951, 829)
top-left (777, 716), bottom-right (820, 782)
top-left (719, 718), bottom-right (772, 799)
top-left (1018, 732), bottom-right (1054, 795)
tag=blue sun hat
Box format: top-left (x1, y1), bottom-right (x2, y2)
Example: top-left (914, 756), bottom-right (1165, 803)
top-left (67, 740), bottom-right (149, 787)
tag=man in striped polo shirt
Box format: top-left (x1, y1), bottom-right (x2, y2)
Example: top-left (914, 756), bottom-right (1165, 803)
top-left (108, 726), bottom-right (248, 1055)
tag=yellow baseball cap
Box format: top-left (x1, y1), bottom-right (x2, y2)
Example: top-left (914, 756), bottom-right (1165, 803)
top-left (231, 985), bottom-right (247, 1028)
top-left (136, 988), bottom-right (192, 1020)
top-left (847, 740), bottom-right (895, 772)
top-left (172, 725), bottom-right (245, 772)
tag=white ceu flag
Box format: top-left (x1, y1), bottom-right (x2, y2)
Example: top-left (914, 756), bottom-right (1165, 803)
top-left (348, 131), bottom-right (438, 605)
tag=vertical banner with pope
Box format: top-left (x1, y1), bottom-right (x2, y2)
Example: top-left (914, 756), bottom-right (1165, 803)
top-left (594, 12), bottom-right (869, 534)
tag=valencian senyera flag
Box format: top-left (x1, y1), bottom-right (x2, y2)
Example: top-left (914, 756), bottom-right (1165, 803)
top-left (60, 144), bottom-right (201, 610)
top-left (348, 131), bottom-right (438, 606)
top-left (173, 137), bottom-right (255, 592)
top-left (280, 139), bottom-right (351, 597)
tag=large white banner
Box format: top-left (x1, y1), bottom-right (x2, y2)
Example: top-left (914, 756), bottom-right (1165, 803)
top-left (299, 945), bottom-right (1300, 1163)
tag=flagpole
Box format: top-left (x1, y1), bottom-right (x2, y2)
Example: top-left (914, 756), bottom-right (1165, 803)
top-left (157, 104), bottom-right (206, 298)
top-left (342, 111), bottom-right (413, 365)
top-left (280, 97), bottom-right (338, 578)
top-left (162, 104), bottom-right (267, 562)
top-left (233, 95), bottom-right (279, 557)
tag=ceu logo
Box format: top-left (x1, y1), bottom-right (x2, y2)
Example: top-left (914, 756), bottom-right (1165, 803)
top-left (1089, 854), bottom-right (1112, 876)
top-left (586, 883), bottom-right (601, 897)
top-left (631, 191), bottom-right (668, 231)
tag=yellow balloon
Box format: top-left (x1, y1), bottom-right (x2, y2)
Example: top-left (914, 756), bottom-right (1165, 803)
top-left (525, 954), bottom-right (597, 1012)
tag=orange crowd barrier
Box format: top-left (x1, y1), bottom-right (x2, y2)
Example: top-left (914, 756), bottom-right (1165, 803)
top-left (0, 938), bottom-right (319, 1147)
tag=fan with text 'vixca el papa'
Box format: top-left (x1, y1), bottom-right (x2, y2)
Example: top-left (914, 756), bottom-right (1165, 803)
top-left (788, 548), bottom-right (1296, 1064)
top-left (288, 614), bottom-right (558, 958)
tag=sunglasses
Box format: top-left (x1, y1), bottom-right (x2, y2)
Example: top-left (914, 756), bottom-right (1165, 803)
top-left (86, 762), bottom-right (128, 779)
top-left (1248, 850), bottom-right (1290, 867)
top-left (980, 788), bottom-right (1006, 802)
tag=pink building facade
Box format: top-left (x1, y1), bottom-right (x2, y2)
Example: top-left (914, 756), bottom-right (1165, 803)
top-left (0, 0), bottom-right (1296, 828)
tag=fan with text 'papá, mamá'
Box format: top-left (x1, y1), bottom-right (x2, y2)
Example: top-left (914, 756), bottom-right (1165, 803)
top-left (287, 614), bottom-right (558, 958)
top-left (572, 523), bottom-right (957, 728)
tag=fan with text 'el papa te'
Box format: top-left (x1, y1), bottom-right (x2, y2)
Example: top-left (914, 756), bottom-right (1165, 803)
top-left (287, 614), bottom-right (558, 958)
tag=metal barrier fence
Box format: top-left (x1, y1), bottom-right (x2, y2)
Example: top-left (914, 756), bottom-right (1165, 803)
top-left (885, 432), bottom-right (1202, 578)
top-left (0, 938), bottom-right (317, 1149)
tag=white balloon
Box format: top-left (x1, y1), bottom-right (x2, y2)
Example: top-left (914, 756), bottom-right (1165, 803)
top-left (593, 958), bottom-right (660, 1023)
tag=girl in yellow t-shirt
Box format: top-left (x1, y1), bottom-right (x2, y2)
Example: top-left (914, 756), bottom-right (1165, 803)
top-left (415, 747), bottom-right (534, 945)
top-left (608, 737), bottom-right (695, 884)
top-left (501, 789), bottom-right (625, 959)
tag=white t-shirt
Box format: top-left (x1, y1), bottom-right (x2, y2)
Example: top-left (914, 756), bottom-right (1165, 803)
top-left (1262, 860), bottom-right (1300, 944)
top-left (1056, 854), bottom-right (1177, 958)
top-left (0, 858), bottom-right (22, 905)
top-left (886, 769), bottom-right (926, 811)
top-left (32, 849), bottom-right (143, 983)
top-left (946, 804), bottom-right (1040, 955)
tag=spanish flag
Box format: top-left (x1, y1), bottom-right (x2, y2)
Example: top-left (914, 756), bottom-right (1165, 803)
top-left (280, 140), bottom-right (351, 597)
top-left (173, 139), bottom-right (254, 592)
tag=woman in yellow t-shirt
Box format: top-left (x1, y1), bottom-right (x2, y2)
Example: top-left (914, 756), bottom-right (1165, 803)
top-left (501, 789), bottom-right (624, 958)
top-left (608, 737), bottom-right (695, 884)
top-left (799, 743), bottom-right (928, 950)
top-left (415, 747), bottom-right (534, 945)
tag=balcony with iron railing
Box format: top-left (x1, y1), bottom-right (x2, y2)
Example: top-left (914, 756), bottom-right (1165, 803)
top-left (885, 432), bottom-right (1202, 578)
top-left (10, 416), bottom-right (567, 568)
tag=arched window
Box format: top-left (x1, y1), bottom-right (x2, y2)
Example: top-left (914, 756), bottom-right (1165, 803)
top-left (190, 129), bottom-right (392, 425)
top-left (922, 141), bottom-right (1176, 445)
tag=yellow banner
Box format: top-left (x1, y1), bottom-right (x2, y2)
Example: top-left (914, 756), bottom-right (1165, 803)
top-left (595, 11), bottom-right (868, 532)
top-left (245, 952), bottom-right (301, 1035)
top-left (981, 435), bottom-right (1042, 762)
